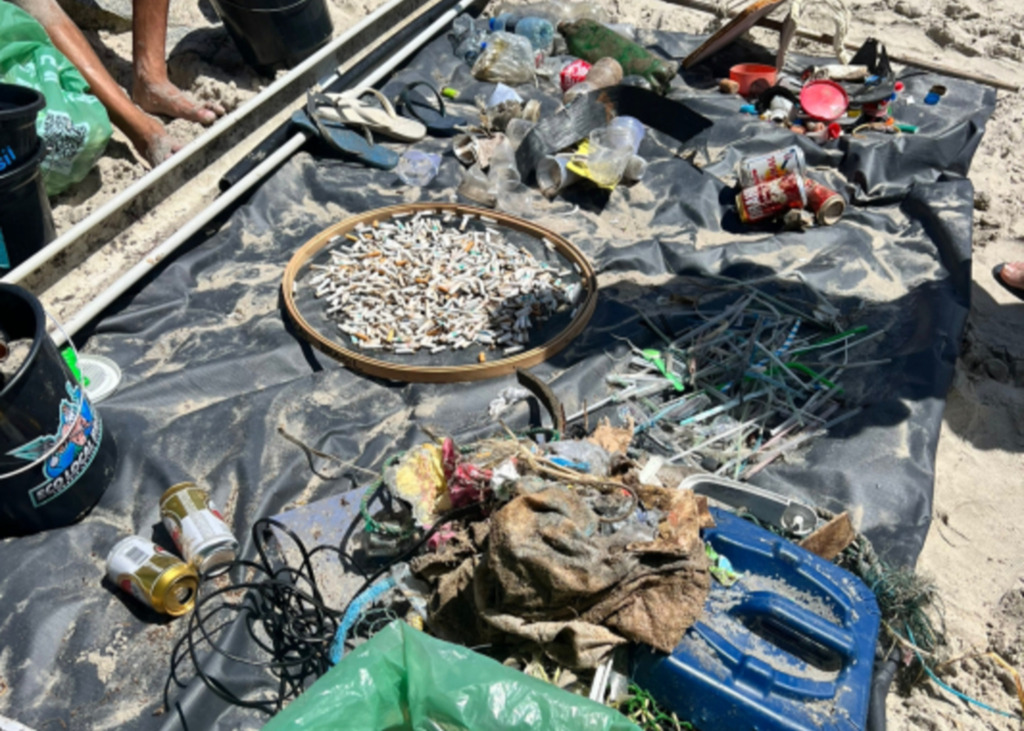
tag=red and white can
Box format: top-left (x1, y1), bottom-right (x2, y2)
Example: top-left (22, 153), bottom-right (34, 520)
top-left (738, 146), bottom-right (807, 188)
top-left (560, 59), bottom-right (591, 91)
top-left (736, 173), bottom-right (807, 223)
top-left (803, 178), bottom-right (846, 225)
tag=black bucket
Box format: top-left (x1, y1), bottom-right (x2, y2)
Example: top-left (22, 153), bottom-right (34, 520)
top-left (0, 284), bottom-right (117, 537)
top-left (0, 83), bottom-right (45, 175)
top-left (209, 0), bottom-right (334, 74)
top-left (0, 144), bottom-right (55, 272)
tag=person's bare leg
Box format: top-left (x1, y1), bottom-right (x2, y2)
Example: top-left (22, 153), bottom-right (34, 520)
top-left (10, 0), bottom-right (179, 166)
top-left (996, 262), bottom-right (1024, 291)
top-left (131, 0), bottom-right (225, 125)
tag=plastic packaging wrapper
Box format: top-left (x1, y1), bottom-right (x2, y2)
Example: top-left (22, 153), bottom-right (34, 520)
top-left (261, 620), bottom-right (641, 731)
top-left (0, 3), bottom-right (112, 195)
top-left (472, 32), bottom-right (536, 85)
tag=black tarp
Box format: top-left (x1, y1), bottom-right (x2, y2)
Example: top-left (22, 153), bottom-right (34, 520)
top-left (0, 22), bottom-right (995, 731)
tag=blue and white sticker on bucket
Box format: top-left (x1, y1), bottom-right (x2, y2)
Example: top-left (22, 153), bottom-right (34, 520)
top-left (6, 381), bottom-right (104, 508)
top-left (0, 228), bottom-right (9, 269)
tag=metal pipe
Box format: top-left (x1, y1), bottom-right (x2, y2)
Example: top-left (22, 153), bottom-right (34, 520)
top-left (2, 0), bottom-right (421, 286)
top-left (54, 0), bottom-right (477, 344)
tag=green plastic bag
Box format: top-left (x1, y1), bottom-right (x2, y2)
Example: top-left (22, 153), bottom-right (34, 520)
top-left (0, 1), bottom-right (112, 195)
top-left (262, 621), bottom-right (641, 731)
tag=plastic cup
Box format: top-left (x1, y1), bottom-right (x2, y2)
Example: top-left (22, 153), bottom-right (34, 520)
top-left (608, 116), bottom-right (645, 154)
top-left (585, 126), bottom-right (634, 186)
top-left (536, 154), bottom-right (580, 198)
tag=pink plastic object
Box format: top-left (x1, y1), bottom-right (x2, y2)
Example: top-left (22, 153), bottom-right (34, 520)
top-left (729, 63), bottom-right (778, 97)
top-left (800, 80), bottom-right (849, 122)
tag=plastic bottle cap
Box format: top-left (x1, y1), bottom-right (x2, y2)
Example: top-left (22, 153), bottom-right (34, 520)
top-left (78, 355), bottom-right (122, 403)
top-left (894, 81), bottom-right (905, 92)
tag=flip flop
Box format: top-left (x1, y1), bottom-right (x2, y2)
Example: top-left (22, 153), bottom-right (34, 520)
top-left (291, 93), bottom-right (399, 170)
top-left (321, 87), bottom-right (427, 143)
top-left (992, 264), bottom-right (1024, 302)
top-left (395, 81), bottom-right (468, 138)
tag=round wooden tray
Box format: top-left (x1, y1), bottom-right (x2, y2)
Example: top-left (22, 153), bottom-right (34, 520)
top-left (281, 202), bottom-right (598, 382)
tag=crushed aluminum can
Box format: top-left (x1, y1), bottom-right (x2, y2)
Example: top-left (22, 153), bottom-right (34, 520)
top-left (738, 146), bottom-right (807, 188)
top-left (107, 535), bottom-right (198, 616)
top-left (736, 174), bottom-right (807, 224)
top-left (160, 482), bottom-right (239, 576)
top-left (803, 178), bottom-right (846, 225)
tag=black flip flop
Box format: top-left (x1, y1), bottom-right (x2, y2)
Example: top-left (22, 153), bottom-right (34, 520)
top-left (395, 81), bottom-right (468, 138)
top-left (992, 264), bottom-right (1024, 302)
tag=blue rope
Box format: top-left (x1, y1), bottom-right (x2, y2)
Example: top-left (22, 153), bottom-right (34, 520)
top-left (906, 626), bottom-right (1020, 720)
top-left (329, 576), bottom-right (396, 665)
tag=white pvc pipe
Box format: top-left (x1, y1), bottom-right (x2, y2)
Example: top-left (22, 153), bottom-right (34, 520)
top-left (2, 0), bottom-right (416, 286)
top-left (53, 0), bottom-right (477, 344)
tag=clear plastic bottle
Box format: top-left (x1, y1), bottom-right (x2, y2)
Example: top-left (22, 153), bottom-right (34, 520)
top-left (488, 12), bottom-right (519, 31)
top-left (451, 14), bottom-right (487, 64)
top-left (514, 17), bottom-right (555, 53)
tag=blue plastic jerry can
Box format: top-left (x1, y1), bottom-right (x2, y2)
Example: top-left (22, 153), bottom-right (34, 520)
top-left (631, 508), bottom-right (880, 731)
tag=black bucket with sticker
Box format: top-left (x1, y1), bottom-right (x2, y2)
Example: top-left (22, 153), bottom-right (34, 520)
top-left (0, 283), bottom-right (116, 536)
top-left (0, 143), bottom-right (55, 273)
top-left (0, 83), bottom-right (45, 172)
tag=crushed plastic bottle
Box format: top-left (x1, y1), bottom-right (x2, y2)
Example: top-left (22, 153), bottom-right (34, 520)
top-left (514, 17), bottom-right (555, 53)
top-left (450, 13), bottom-right (487, 64)
top-left (471, 31), bottom-right (536, 85)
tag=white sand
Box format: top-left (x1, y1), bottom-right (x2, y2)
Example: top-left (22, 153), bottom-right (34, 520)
top-left (44, 0), bottom-right (1024, 726)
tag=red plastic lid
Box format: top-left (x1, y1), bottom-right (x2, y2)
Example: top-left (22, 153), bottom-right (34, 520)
top-left (800, 80), bottom-right (849, 122)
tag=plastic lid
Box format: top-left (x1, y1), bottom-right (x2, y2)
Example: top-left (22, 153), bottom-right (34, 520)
top-left (800, 80), bottom-right (849, 122)
top-left (78, 354), bottom-right (122, 403)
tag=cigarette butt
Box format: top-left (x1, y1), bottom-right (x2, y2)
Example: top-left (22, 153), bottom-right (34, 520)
top-left (478, 352), bottom-right (486, 363)
top-left (354, 332), bottom-right (369, 342)
top-left (346, 233), bottom-right (359, 242)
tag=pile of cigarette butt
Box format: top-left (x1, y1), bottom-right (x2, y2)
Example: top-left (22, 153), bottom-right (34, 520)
top-left (309, 211), bottom-right (581, 356)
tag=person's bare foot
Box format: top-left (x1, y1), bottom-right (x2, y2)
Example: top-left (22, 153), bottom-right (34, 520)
top-left (125, 115), bottom-right (183, 167)
top-left (133, 78), bottom-right (225, 126)
top-left (996, 262), bottom-right (1024, 292)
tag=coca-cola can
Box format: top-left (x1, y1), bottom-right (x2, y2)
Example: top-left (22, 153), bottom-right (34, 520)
top-left (560, 59), bottom-right (591, 91)
top-left (736, 173), bottom-right (807, 223)
top-left (738, 146), bottom-right (807, 188)
top-left (803, 178), bottom-right (846, 225)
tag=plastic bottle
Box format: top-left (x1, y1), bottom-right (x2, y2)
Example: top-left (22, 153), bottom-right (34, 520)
top-left (488, 12), bottom-right (519, 31)
top-left (560, 18), bottom-right (678, 92)
top-left (451, 14), bottom-right (487, 64)
top-left (583, 57), bottom-right (623, 88)
top-left (471, 32), bottom-right (536, 85)
top-left (514, 17), bottom-right (555, 52)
